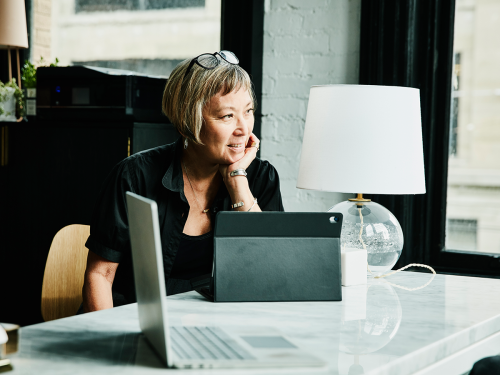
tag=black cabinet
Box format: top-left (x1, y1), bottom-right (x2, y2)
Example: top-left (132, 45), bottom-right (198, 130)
top-left (0, 121), bottom-right (179, 326)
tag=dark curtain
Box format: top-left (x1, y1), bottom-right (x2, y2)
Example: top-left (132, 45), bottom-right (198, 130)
top-left (359, 0), bottom-right (456, 267)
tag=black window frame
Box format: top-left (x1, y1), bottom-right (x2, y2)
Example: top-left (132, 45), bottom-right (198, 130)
top-left (220, 0), bottom-right (264, 157)
top-left (359, 0), bottom-right (500, 278)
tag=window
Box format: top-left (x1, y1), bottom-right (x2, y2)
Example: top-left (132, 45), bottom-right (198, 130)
top-left (449, 52), bottom-right (460, 157)
top-left (446, 219), bottom-right (477, 252)
top-left (51, 0), bottom-right (220, 77)
top-left (75, 0), bottom-right (205, 13)
top-left (446, 0), bottom-right (500, 257)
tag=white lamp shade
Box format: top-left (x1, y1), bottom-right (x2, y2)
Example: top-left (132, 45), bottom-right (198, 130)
top-left (297, 85), bottom-right (426, 195)
top-left (0, 0), bottom-right (29, 49)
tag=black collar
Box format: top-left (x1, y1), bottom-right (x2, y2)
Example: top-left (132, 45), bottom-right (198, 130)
top-left (161, 137), bottom-right (184, 193)
top-left (161, 138), bottom-right (229, 207)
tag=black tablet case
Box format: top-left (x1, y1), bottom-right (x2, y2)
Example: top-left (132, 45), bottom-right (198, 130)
top-left (212, 212), bottom-right (342, 302)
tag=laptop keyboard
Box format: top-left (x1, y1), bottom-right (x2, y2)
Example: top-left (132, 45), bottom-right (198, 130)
top-left (170, 326), bottom-right (255, 360)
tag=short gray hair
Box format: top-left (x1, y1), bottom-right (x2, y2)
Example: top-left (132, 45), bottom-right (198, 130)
top-left (162, 56), bottom-right (256, 145)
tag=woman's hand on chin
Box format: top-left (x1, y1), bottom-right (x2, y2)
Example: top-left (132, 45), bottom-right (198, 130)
top-left (219, 133), bottom-right (260, 182)
top-left (219, 133), bottom-right (262, 212)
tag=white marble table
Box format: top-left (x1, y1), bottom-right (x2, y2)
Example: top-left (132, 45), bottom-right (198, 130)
top-left (6, 272), bottom-right (500, 374)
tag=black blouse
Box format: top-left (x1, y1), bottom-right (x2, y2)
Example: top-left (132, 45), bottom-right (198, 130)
top-left (85, 137), bottom-right (284, 306)
top-left (170, 231), bottom-right (214, 280)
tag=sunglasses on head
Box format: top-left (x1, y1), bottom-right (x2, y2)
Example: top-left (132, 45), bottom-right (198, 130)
top-left (183, 51), bottom-right (239, 81)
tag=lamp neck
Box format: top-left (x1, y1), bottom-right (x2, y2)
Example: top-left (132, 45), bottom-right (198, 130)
top-left (348, 193), bottom-right (371, 202)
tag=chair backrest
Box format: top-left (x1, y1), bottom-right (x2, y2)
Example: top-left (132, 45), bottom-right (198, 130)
top-left (41, 224), bottom-right (90, 321)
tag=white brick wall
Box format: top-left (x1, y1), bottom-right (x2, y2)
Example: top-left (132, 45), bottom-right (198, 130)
top-left (261, 0), bottom-right (361, 211)
top-left (33, 0), bottom-right (52, 62)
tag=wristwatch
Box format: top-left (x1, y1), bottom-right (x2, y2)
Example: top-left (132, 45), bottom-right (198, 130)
top-left (230, 169), bottom-right (247, 177)
top-left (231, 201), bottom-right (245, 209)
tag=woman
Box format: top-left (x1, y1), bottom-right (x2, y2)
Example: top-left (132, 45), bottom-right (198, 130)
top-left (82, 51), bottom-right (284, 312)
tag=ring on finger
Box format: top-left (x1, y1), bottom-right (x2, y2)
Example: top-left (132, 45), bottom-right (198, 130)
top-left (251, 142), bottom-right (260, 151)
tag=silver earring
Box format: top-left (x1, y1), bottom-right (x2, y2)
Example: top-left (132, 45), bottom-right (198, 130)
top-left (184, 138), bottom-right (188, 149)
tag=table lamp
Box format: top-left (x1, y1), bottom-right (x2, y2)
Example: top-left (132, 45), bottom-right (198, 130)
top-left (0, 0), bottom-right (29, 88)
top-left (297, 85), bottom-right (425, 276)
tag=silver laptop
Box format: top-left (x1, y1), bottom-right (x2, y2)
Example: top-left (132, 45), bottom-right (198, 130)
top-left (125, 192), bottom-right (325, 369)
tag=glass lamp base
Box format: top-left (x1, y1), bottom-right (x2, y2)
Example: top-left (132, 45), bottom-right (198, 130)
top-left (328, 200), bottom-right (404, 276)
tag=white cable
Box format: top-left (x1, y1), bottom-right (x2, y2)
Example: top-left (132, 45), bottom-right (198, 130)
top-left (358, 207), bottom-right (437, 291)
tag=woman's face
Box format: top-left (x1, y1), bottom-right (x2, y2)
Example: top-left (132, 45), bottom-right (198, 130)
top-left (200, 88), bottom-right (254, 165)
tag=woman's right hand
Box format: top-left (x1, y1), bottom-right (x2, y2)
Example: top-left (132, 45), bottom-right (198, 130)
top-left (219, 133), bottom-right (260, 183)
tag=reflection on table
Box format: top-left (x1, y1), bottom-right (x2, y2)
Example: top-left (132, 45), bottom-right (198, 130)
top-left (339, 280), bottom-right (402, 375)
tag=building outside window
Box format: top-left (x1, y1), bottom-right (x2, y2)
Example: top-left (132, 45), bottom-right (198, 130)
top-left (446, 0), bottom-right (500, 255)
top-left (45, 0), bottom-right (220, 76)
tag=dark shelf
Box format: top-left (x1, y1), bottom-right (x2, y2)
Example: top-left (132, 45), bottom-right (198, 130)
top-left (0, 120), bottom-right (179, 326)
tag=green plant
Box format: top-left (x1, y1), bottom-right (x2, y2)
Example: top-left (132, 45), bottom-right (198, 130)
top-left (21, 60), bottom-right (37, 89)
top-left (21, 57), bottom-right (59, 89)
top-left (42, 56), bottom-right (60, 67)
top-left (0, 78), bottom-right (25, 118)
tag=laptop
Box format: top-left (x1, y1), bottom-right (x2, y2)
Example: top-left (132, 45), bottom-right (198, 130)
top-left (125, 192), bottom-right (326, 369)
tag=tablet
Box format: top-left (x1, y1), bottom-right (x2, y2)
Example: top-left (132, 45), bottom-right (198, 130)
top-left (209, 212), bottom-right (343, 302)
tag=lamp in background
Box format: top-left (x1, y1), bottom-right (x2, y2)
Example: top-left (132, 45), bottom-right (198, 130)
top-left (0, 0), bottom-right (29, 88)
top-left (297, 85), bottom-right (426, 276)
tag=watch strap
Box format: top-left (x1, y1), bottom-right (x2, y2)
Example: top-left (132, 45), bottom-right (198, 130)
top-left (230, 169), bottom-right (247, 177)
top-left (231, 201), bottom-right (245, 209)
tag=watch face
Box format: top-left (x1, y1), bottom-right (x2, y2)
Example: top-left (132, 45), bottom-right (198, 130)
top-left (231, 201), bottom-right (244, 209)
top-left (230, 169), bottom-right (246, 177)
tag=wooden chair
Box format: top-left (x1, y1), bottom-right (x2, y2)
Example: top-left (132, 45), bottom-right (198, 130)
top-left (41, 224), bottom-right (90, 321)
